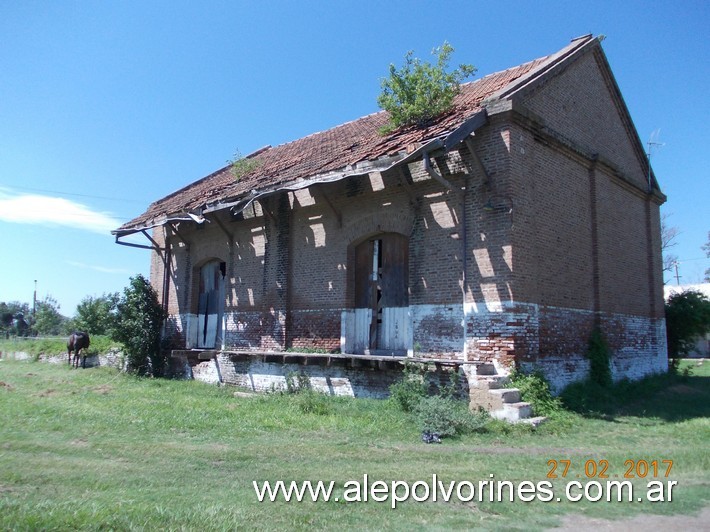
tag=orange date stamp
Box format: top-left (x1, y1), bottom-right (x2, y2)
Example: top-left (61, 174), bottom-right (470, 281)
top-left (546, 459), bottom-right (673, 479)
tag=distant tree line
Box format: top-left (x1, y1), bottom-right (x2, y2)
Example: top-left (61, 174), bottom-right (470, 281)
top-left (2, 275), bottom-right (166, 376)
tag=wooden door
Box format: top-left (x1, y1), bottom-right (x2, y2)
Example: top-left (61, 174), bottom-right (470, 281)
top-left (352, 234), bottom-right (409, 355)
top-left (197, 261), bottom-right (225, 348)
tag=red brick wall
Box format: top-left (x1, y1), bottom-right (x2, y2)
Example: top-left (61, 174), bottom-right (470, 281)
top-left (145, 44), bottom-right (667, 390)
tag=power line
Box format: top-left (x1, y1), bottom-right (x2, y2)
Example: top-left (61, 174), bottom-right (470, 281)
top-left (0, 183), bottom-right (146, 204)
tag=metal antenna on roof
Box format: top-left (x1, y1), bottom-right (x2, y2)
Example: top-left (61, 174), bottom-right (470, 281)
top-left (646, 129), bottom-right (665, 192)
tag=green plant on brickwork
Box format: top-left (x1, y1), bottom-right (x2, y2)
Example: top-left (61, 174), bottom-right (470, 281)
top-left (377, 42), bottom-right (476, 133)
top-left (586, 327), bottom-right (612, 387)
top-left (229, 149), bottom-right (262, 181)
top-left (285, 346), bottom-right (334, 354)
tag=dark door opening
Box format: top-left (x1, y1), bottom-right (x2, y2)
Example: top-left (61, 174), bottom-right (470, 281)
top-left (352, 233), bottom-right (410, 355)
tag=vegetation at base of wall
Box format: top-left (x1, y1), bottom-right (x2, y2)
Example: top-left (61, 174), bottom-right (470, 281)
top-left (112, 275), bottom-right (166, 376)
top-left (665, 289), bottom-right (710, 360)
top-left (377, 42), bottom-right (476, 133)
top-left (560, 361), bottom-right (704, 419)
top-left (507, 370), bottom-right (565, 418)
top-left (413, 396), bottom-right (488, 437)
top-left (0, 359), bottom-right (707, 530)
top-left (388, 361), bottom-right (428, 412)
top-left (272, 370), bottom-right (333, 415)
top-left (284, 370), bottom-right (312, 394)
top-left (586, 327), bottom-right (612, 387)
top-left (389, 362), bottom-right (485, 438)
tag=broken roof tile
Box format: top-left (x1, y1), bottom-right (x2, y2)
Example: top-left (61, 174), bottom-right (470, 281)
top-left (115, 46), bottom-right (572, 233)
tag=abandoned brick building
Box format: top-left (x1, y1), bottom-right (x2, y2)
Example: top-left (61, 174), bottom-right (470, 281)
top-left (113, 35), bottom-right (667, 408)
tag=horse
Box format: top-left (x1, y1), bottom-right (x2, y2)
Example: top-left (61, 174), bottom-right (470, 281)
top-left (67, 332), bottom-right (91, 368)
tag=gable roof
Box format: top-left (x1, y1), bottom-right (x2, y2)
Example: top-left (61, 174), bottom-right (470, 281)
top-left (114, 35), bottom-right (624, 236)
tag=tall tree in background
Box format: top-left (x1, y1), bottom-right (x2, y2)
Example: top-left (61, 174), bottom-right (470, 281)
top-left (661, 212), bottom-right (679, 283)
top-left (0, 301), bottom-right (31, 336)
top-left (33, 295), bottom-right (68, 336)
top-left (73, 293), bottom-right (119, 336)
top-left (703, 231), bottom-right (709, 282)
top-left (665, 290), bottom-right (710, 358)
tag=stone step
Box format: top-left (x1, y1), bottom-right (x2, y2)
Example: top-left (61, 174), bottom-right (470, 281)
top-left (475, 362), bottom-right (497, 376)
top-left (489, 388), bottom-right (521, 404)
top-left (490, 401), bottom-right (533, 422)
top-left (471, 375), bottom-right (509, 390)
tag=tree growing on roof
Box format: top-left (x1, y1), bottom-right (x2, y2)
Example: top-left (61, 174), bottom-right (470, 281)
top-left (229, 148), bottom-right (262, 181)
top-left (377, 42), bottom-right (476, 132)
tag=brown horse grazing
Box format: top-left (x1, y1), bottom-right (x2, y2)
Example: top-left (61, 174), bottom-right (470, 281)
top-left (67, 332), bottom-right (91, 368)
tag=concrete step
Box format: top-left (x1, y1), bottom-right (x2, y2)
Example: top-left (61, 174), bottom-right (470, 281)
top-left (475, 362), bottom-right (497, 376)
top-left (471, 375), bottom-right (509, 390)
top-left (491, 401), bottom-right (533, 422)
top-left (489, 388), bottom-right (521, 404)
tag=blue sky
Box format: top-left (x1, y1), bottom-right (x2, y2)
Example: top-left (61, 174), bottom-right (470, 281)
top-left (1, 0), bottom-right (708, 316)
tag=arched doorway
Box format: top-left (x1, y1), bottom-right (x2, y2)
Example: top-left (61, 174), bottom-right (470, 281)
top-left (196, 260), bottom-right (226, 349)
top-left (349, 233), bottom-right (410, 355)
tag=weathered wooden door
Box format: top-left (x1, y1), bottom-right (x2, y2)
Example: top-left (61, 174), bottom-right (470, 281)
top-left (197, 261), bottom-right (226, 349)
top-left (352, 233), bottom-right (410, 355)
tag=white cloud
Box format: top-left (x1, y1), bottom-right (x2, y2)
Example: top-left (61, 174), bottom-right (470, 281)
top-left (0, 191), bottom-right (122, 235)
top-left (65, 260), bottom-right (132, 275)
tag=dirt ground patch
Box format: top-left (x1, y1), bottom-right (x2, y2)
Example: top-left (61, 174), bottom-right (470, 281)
top-left (549, 505), bottom-right (710, 531)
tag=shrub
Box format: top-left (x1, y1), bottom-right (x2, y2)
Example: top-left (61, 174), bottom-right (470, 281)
top-left (665, 290), bottom-right (710, 359)
top-left (508, 370), bottom-right (562, 417)
top-left (413, 396), bottom-right (487, 437)
top-left (389, 362), bottom-right (428, 412)
top-left (377, 42), bottom-right (475, 132)
top-left (112, 275), bottom-right (165, 376)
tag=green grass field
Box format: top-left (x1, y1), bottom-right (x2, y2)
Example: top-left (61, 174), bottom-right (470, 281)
top-left (0, 358), bottom-right (708, 530)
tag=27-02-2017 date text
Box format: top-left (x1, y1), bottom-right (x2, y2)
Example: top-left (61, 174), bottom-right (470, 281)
top-left (547, 459), bottom-right (673, 479)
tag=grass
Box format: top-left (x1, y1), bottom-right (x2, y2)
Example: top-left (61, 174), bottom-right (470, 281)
top-left (0, 359), bottom-right (708, 530)
top-left (0, 335), bottom-right (122, 360)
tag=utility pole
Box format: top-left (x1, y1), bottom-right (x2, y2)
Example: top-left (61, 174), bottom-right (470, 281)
top-left (33, 280), bottom-right (37, 315)
top-left (673, 262), bottom-right (681, 286)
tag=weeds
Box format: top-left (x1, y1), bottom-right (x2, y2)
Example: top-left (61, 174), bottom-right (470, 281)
top-left (388, 362), bottom-right (427, 412)
top-left (413, 396), bottom-right (488, 437)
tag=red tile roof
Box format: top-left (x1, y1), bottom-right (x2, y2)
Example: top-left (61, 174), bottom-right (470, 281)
top-left (115, 47), bottom-right (571, 233)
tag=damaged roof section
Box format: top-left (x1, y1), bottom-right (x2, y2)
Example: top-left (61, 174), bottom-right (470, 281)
top-left (114, 36), bottom-right (603, 236)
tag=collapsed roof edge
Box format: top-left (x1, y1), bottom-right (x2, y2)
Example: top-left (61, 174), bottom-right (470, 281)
top-left (112, 110), bottom-right (488, 239)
